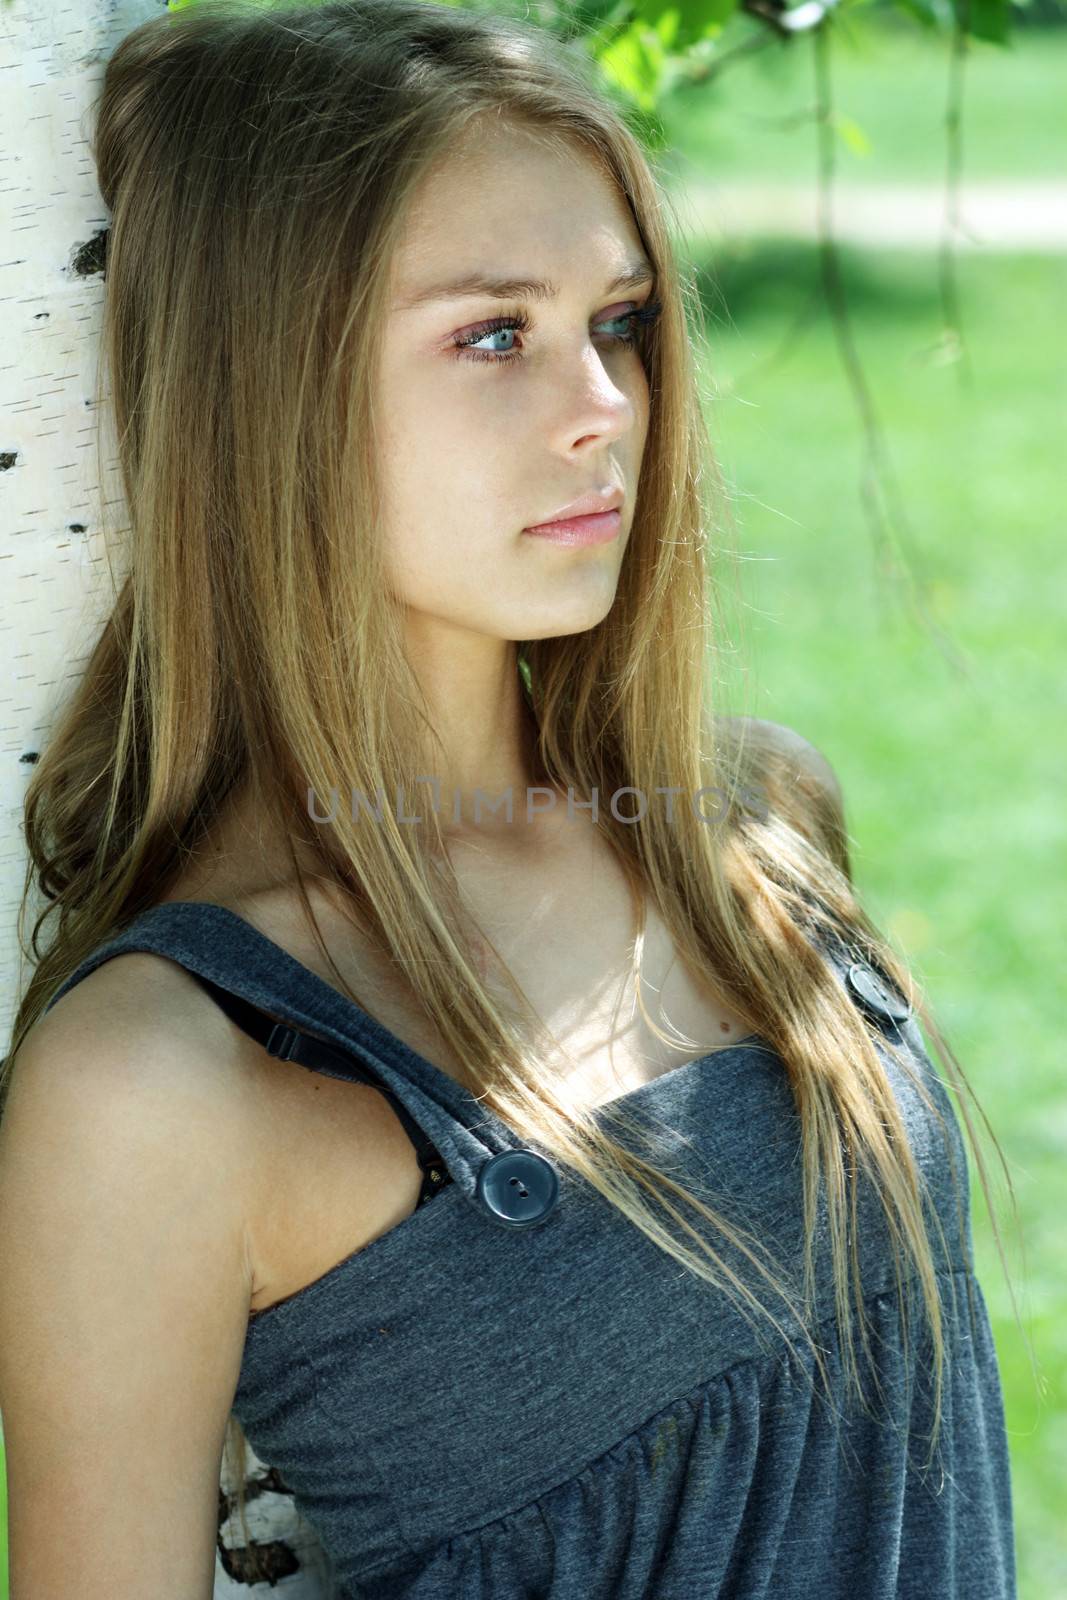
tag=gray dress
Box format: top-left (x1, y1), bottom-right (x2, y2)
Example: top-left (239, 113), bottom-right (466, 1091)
top-left (45, 900), bottom-right (1017, 1598)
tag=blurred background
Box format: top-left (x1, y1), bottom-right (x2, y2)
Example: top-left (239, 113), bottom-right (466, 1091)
top-left (650, 4), bottom-right (1066, 1593)
top-left (1, 0), bottom-right (1063, 1593)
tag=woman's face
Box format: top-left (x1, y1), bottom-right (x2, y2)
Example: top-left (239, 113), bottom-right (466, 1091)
top-left (379, 119), bottom-right (653, 646)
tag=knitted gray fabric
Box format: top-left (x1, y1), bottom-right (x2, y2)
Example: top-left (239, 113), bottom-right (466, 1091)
top-left (47, 901), bottom-right (1016, 1598)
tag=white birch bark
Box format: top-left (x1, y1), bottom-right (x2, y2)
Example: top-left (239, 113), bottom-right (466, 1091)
top-left (0, 5), bottom-right (334, 1593)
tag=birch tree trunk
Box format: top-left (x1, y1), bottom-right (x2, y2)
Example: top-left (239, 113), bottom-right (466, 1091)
top-left (0, 4), bottom-right (334, 1593)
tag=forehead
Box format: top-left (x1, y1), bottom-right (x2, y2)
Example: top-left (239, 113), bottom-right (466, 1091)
top-left (390, 120), bottom-right (649, 305)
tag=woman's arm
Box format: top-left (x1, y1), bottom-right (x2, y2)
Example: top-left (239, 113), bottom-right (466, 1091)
top-left (0, 972), bottom-right (258, 1600)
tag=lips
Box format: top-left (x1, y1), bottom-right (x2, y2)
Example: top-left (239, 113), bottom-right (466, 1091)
top-left (521, 507), bottom-right (622, 546)
top-left (526, 486), bottom-right (624, 528)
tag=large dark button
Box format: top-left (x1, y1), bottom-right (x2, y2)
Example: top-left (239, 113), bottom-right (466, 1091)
top-left (476, 1149), bottom-right (560, 1228)
top-left (847, 961), bottom-right (911, 1024)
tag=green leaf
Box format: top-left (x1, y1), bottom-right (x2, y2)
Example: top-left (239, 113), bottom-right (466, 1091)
top-left (596, 16), bottom-right (669, 110)
top-left (653, 4), bottom-right (681, 46)
top-left (957, 0), bottom-right (1013, 43)
top-left (829, 109), bottom-right (872, 155)
top-left (633, 0), bottom-right (739, 50)
top-left (888, 0), bottom-right (945, 28)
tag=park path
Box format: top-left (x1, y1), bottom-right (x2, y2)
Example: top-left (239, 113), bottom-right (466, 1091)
top-left (671, 179), bottom-right (1067, 250)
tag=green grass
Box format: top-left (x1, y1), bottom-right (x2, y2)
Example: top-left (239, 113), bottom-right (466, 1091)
top-left (682, 233), bottom-right (1065, 1597)
top-left (658, 13), bottom-right (1067, 184)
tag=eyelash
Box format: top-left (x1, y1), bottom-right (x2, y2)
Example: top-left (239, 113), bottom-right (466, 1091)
top-left (453, 300), bottom-right (663, 366)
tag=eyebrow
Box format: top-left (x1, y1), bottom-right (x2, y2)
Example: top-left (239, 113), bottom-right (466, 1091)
top-left (394, 258), bottom-right (656, 311)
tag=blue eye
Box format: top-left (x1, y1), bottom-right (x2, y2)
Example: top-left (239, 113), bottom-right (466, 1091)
top-left (454, 301), bottom-right (662, 366)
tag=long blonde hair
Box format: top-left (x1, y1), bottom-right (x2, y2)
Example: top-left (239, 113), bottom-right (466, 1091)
top-left (5, 0), bottom-right (1020, 1580)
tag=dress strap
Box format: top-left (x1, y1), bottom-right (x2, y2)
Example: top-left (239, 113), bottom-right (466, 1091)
top-left (184, 969), bottom-right (452, 1208)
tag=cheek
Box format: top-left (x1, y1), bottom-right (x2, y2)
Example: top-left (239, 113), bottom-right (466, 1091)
top-left (380, 477), bottom-right (519, 616)
top-left (379, 360), bottom-right (516, 496)
top-left (377, 367), bottom-right (524, 545)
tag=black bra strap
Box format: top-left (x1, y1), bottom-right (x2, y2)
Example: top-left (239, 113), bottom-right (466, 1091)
top-left (186, 971), bottom-right (451, 1207)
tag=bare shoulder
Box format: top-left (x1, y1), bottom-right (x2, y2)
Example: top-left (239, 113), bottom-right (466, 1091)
top-left (30, 944), bottom-right (259, 1072)
top-left (717, 714), bottom-right (850, 877)
top-left (742, 716), bottom-right (844, 812)
top-left (5, 947), bottom-right (262, 1191)
top-left (734, 716), bottom-right (845, 814)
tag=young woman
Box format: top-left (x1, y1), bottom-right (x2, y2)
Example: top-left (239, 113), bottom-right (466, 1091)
top-left (0, 2), bottom-right (1018, 1596)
